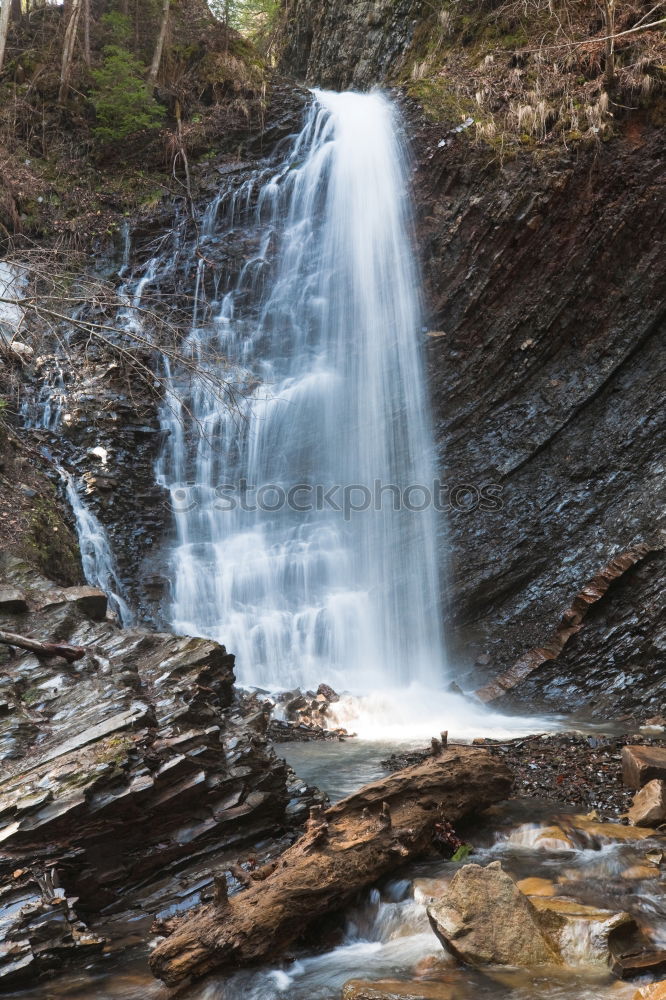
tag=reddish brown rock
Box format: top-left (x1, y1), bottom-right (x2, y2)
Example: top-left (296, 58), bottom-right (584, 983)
top-left (622, 747), bottom-right (666, 790)
top-left (628, 779), bottom-right (666, 827)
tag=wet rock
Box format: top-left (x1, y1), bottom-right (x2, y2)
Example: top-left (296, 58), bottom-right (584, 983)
top-left (0, 875), bottom-right (104, 987)
top-left (429, 860), bottom-right (641, 972)
top-left (342, 980), bottom-right (456, 1000)
top-left (271, 685), bottom-right (349, 741)
top-left (427, 861), bottom-right (561, 967)
top-left (278, 0), bottom-right (423, 90)
top-left (623, 747), bottom-right (666, 790)
top-left (560, 816), bottom-right (658, 845)
top-left (61, 585), bottom-right (108, 621)
top-left (531, 896), bottom-right (636, 969)
top-left (516, 877), bottom-right (556, 897)
top-left (628, 780), bottom-right (666, 827)
top-left (0, 587), bottom-right (28, 613)
top-left (614, 951), bottom-right (666, 979)
top-left (0, 558), bottom-right (304, 987)
top-left (622, 864), bottom-right (661, 880)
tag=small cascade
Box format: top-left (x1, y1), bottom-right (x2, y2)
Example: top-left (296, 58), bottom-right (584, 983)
top-left (156, 90), bottom-right (447, 693)
top-left (60, 468), bottom-right (133, 624)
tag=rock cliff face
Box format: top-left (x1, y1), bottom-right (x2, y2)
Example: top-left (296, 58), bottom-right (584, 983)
top-left (414, 114), bottom-right (665, 710)
top-left (278, 0), bottom-right (425, 90)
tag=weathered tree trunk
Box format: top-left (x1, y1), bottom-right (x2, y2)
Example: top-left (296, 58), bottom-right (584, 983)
top-left (148, 0), bottom-right (170, 86)
top-left (0, 629), bottom-right (85, 662)
top-left (150, 746), bottom-right (513, 986)
top-left (82, 0), bottom-right (91, 66)
top-left (0, 0), bottom-right (12, 76)
top-left (58, 0), bottom-right (82, 103)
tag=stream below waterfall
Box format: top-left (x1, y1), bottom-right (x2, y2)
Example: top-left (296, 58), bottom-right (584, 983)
top-left (7, 738), bottom-right (664, 1000)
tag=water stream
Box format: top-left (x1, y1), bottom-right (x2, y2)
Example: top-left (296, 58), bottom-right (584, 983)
top-left (11, 743), bottom-right (662, 1000)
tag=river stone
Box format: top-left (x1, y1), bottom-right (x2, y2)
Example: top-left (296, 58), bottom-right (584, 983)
top-left (342, 981), bottom-right (456, 1000)
top-left (622, 747), bottom-right (666, 790)
top-left (530, 896), bottom-right (635, 968)
top-left (427, 861), bottom-right (561, 967)
top-left (516, 877), bottom-right (556, 897)
top-left (628, 780), bottom-right (666, 827)
top-left (563, 816), bottom-right (658, 843)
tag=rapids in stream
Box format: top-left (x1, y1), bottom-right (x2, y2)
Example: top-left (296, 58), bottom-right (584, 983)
top-left (11, 743), bottom-right (662, 1000)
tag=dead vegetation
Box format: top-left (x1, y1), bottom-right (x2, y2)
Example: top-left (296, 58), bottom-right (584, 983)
top-left (402, 0), bottom-right (665, 151)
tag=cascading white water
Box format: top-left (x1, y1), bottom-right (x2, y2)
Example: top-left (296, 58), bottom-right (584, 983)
top-left (60, 469), bottom-right (133, 625)
top-left (158, 90), bottom-right (446, 693)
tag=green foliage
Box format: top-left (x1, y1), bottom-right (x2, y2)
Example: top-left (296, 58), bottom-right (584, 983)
top-left (208, 0), bottom-right (280, 36)
top-left (451, 844), bottom-right (471, 862)
top-left (90, 15), bottom-right (165, 143)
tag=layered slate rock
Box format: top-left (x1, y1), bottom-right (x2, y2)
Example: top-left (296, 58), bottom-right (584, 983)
top-left (0, 555), bottom-right (313, 987)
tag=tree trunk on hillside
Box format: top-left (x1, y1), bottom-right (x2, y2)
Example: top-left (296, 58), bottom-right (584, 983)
top-left (0, 0), bottom-right (12, 76)
top-left (150, 746), bottom-right (513, 986)
top-left (82, 0), bottom-right (91, 66)
top-left (58, 0), bottom-right (83, 103)
top-left (148, 0), bottom-right (170, 86)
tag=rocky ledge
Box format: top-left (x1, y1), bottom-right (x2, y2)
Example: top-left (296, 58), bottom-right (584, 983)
top-left (0, 555), bottom-right (320, 988)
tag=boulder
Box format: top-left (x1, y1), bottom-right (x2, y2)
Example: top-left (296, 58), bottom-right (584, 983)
top-left (622, 747), bottom-right (666, 790)
top-left (428, 861), bottom-right (637, 972)
top-left (342, 981), bottom-right (456, 1000)
top-left (427, 861), bottom-right (561, 967)
top-left (628, 780), bottom-right (666, 827)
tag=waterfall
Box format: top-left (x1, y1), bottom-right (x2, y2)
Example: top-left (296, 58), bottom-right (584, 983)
top-left (158, 90), bottom-right (446, 692)
top-left (60, 468), bottom-right (133, 625)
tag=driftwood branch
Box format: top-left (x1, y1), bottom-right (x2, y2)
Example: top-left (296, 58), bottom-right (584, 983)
top-left (150, 746), bottom-right (513, 987)
top-left (0, 630), bottom-right (85, 663)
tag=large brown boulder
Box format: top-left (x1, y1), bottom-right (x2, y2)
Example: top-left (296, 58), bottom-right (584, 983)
top-left (427, 861), bottom-right (636, 971)
top-left (427, 861), bottom-right (561, 967)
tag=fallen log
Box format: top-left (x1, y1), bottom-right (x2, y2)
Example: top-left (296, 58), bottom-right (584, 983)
top-left (149, 745), bottom-right (513, 987)
top-left (0, 629), bottom-right (85, 663)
